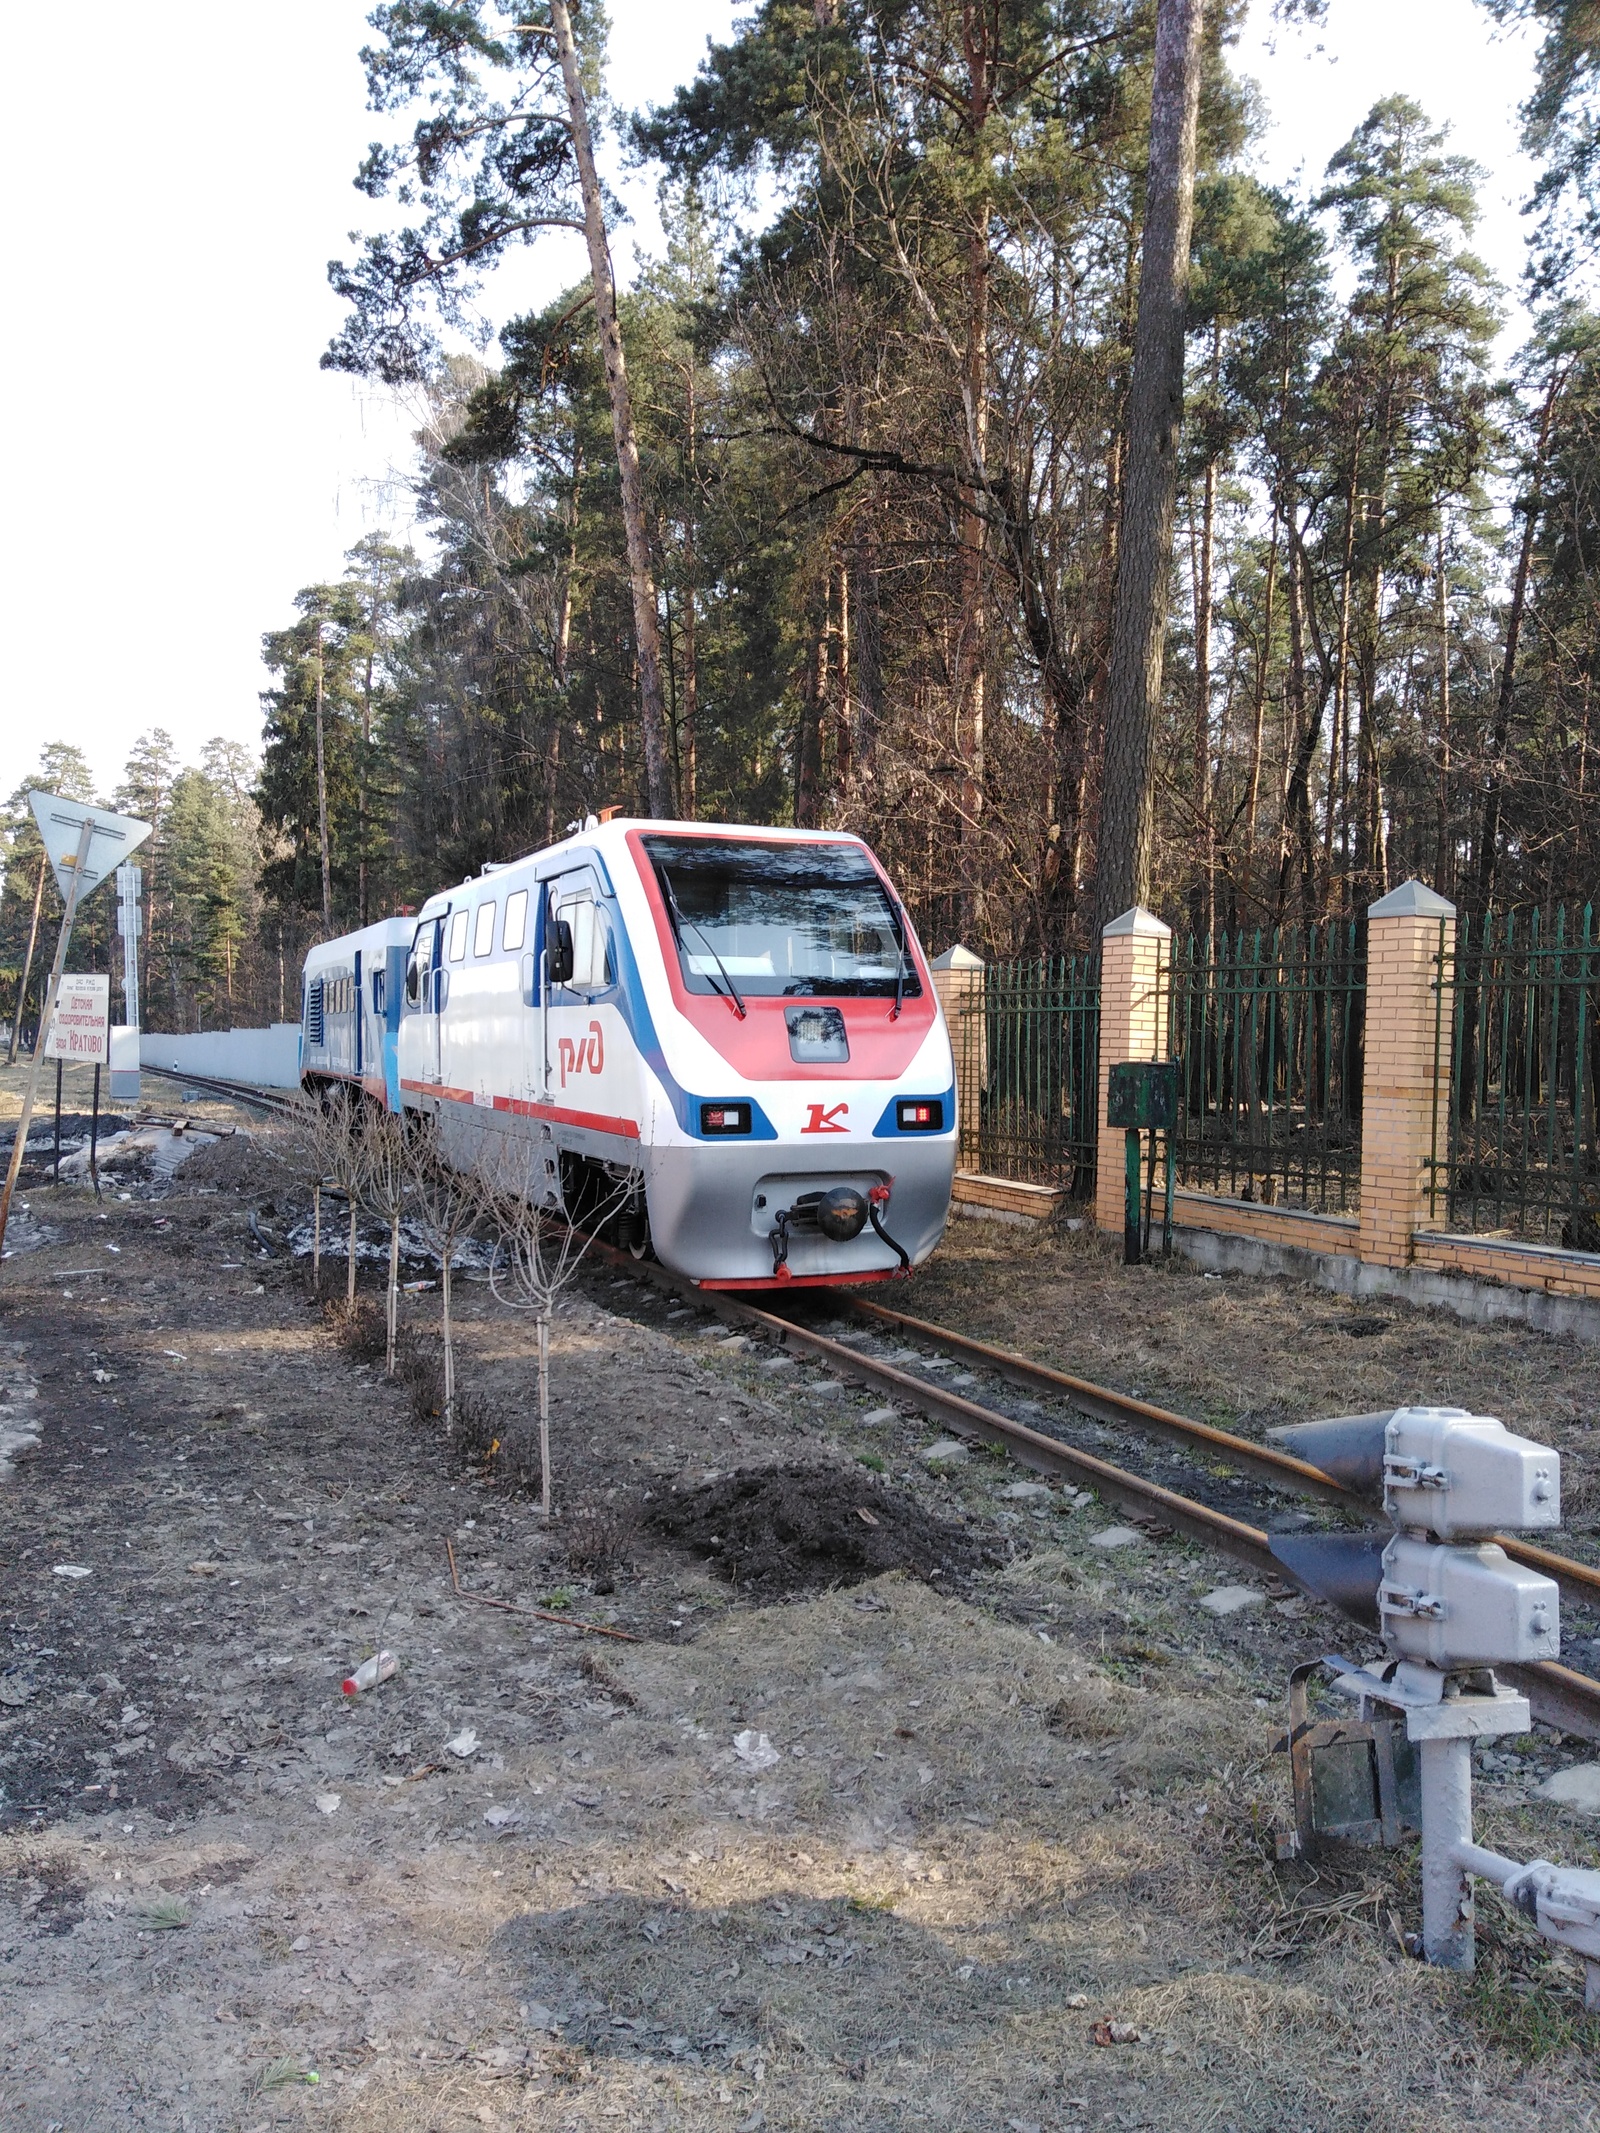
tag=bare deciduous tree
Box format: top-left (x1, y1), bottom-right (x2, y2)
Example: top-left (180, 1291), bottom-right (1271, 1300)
top-left (485, 1135), bottom-right (632, 1516)
top-left (403, 1116), bottom-right (490, 1424)
top-left (358, 1104), bottom-right (412, 1375)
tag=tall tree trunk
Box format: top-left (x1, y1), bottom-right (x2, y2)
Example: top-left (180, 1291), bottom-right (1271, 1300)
top-left (954, 0), bottom-right (995, 939)
top-left (551, 0), bottom-right (673, 818)
top-left (6, 854), bottom-right (46, 1064)
top-left (680, 363), bottom-right (700, 822)
top-left (1278, 530), bottom-right (1321, 927)
top-left (795, 602), bottom-right (828, 828)
top-left (1193, 442), bottom-right (1217, 937)
top-left (1326, 459), bottom-right (1358, 895)
top-left (1475, 364), bottom-right (1562, 912)
top-left (679, 555), bottom-right (698, 821)
top-left (1435, 526), bottom-right (1452, 899)
top-left (313, 625), bottom-right (332, 930)
top-left (359, 609), bottom-right (375, 926)
top-left (1238, 512), bottom-right (1277, 911)
top-left (1094, 0), bottom-right (1206, 926)
top-left (849, 537), bottom-right (883, 787)
top-left (957, 204), bottom-right (990, 939)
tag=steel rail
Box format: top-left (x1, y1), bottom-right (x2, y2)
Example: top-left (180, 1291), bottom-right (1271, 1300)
top-left (843, 1295), bottom-right (1348, 1501)
top-left (839, 1294), bottom-right (1600, 1614)
top-left (140, 1067), bottom-right (301, 1119)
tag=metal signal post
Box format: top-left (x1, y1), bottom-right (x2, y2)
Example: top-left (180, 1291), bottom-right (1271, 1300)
top-left (1271, 1404), bottom-right (1600, 1997)
top-left (116, 862), bottom-right (142, 1030)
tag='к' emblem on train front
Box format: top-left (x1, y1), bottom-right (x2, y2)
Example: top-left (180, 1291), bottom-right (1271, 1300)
top-left (802, 1101), bottom-right (849, 1134)
top-left (558, 1019), bottom-right (605, 1087)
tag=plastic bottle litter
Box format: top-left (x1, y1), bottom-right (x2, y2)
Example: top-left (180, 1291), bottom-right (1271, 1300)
top-left (341, 1649), bottom-right (398, 1697)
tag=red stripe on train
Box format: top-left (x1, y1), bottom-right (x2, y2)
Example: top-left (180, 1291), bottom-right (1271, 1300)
top-left (401, 1078), bottom-right (640, 1141)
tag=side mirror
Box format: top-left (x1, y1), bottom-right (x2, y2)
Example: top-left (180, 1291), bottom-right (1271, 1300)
top-left (549, 917), bottom-right (575, 986)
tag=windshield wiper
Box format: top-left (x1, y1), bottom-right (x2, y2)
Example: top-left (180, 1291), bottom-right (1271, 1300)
top-left (662, 872), bottom-right (747, 1019)
top-left (891, 905), bottom-right (909, 1019)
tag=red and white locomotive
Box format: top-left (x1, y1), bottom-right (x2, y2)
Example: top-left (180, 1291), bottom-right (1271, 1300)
top-left (306, 820), bottom-right (957, 1290)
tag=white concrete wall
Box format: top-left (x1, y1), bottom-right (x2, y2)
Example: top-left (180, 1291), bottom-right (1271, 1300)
top-left (139, 1024), bottom-right (303, 1089)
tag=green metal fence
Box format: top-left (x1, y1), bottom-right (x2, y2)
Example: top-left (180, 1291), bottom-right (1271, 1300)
top-left (1429, 905), bottom-right (1600, 1247)
top-left (951, 954), bottom-right (1100, 1201)
top-left (1166, 923), bottom-right (1366, 1212)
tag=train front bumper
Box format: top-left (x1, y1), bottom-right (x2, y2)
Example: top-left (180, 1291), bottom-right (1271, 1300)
top-left (644, 1136), bottom-right (957, 1286)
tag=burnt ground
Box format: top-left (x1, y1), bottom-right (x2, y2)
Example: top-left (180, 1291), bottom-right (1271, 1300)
top-left (644, 1463), bottom-right (998, 1595)
top-left (5, 1082), bottom-right (1600, 2130)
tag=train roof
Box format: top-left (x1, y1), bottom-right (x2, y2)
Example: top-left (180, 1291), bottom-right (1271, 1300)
top-left (414, 818), bottom-right (876, 921)
top-left (303, 915), bottom-right (416, 972)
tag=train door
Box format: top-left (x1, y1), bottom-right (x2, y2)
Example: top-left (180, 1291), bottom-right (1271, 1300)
top-left (404, 915), bottom-right (446, 1090)
top-left (353, 951), bottom-right (364, 1078)
top-left (546, 868), bottom-right (617, 1110)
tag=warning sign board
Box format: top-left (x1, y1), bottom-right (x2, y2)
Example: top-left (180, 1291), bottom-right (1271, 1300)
top-left (45, 974), bottom-right (111, 1064)
top-left (29, 792), bottom-right (151, 901)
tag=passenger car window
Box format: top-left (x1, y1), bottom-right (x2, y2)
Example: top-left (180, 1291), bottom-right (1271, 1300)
top-left (473, 900), bottom-right (496, 957)
top-left (503, 887), bottom-right (528, 952)
top-left (448, 909), bottom-right (469, 962)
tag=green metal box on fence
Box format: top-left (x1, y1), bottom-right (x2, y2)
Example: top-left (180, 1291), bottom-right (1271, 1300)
top-left (1107, 1060), bottom-right (1179, 1131)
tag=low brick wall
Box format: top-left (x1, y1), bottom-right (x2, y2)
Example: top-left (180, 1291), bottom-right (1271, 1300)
top-left (1170, 1188), bottom-right (1359, 1260)
top-left (1412, 1229), bottom-right (1600, 1303)
top-left (951, 1172), bottom-right (1075, 1224)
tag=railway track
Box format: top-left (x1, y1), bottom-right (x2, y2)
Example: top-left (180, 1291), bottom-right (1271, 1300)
top-left (138, 1066), bottom-right (301, 1119)
top-left (166, 1071), bottom-right (1600, 1743)
top-left (601, 1252), bottom-right (1600, 1743)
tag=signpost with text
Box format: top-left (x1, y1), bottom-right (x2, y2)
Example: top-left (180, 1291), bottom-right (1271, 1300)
top-left (45, 975), bottom-right (111, 1065)
top-left (0, 794), bottom-right (151, 1257)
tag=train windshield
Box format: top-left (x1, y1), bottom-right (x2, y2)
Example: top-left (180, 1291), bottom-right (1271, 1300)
top-left (642, 836), bottom-right (920, 1000)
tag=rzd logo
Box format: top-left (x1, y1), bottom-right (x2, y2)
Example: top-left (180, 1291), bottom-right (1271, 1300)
top-left (802, 1101), bottom-right (849, 1134)
top-left (558, 1018), bottom-right (605, 1087)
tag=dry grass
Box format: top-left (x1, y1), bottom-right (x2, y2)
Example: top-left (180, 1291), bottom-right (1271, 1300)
top-left (281, 1579), bottom-right (1600, 2133)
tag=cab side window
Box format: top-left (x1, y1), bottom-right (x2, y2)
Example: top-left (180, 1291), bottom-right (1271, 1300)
top-left (405, 923), bottom-right (437, 1009)
top-left (552, 886), bottom-right (615, 992)
top-left (448, 909), bottom-right (469, 962)
top-left (503, 888), bottom-right (528, 952)
top-left (473, 900), bottom-right (496, 957)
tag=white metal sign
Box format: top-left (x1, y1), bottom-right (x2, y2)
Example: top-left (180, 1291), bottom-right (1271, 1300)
top-left (45, 974), bottom-right (111, 1064)
top-left (29, 792), bottom-right (151, 900)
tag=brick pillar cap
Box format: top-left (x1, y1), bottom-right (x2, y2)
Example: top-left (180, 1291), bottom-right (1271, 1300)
top-left (1102, 905), bottom-right (1172, 940)
top-left (1368, 878), bottom-right (1455, 920)
top-left (931, 944), bottom-right (985, 970)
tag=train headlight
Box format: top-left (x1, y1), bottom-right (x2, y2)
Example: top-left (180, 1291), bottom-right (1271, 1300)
top-left (895, 1098), bottom-right (944, 1132)
top-left (701, 1101), bottom-right (752, 1136)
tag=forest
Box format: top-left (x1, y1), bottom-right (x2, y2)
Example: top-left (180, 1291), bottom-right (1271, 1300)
top-left (7, 0), bottom-right (1600, 1033)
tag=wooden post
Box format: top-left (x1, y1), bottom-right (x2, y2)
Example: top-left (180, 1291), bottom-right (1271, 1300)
top-left (1096, 907), bottom-right (1172, 1236)
top-left (1359, 879), bottom-right (1456, 1269)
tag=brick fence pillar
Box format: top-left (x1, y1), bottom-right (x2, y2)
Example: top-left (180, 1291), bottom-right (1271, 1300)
top-left (1095, 907), bottom-right (1172, 1235)
top-left (931, 944), bottom-right (986, 1170)
top-left (1359, 879), bottom-right (1456, 1268)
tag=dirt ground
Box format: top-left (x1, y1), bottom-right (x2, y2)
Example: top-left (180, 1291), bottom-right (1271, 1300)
top-left (6, 1068), bottom-right (1600, 2132)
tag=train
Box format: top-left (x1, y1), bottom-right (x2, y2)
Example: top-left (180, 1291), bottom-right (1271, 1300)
top-left (302, 917), bottom-right (415, 1111)
top-left (299, 818), bottom-right (957, 1291)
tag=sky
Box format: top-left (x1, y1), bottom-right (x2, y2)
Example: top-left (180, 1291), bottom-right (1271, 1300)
top-left (0, 0), bottom-right (1544, 813)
